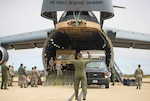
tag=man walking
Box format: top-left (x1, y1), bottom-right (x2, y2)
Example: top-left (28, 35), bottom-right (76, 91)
top-left (134, 64), bottom-right (144, 89)
top-left (1, 61), bottom-right (9, 90)
top-left (69, 51), bottom-right (92, 100)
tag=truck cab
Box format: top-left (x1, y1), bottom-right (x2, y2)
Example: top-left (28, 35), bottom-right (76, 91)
top-left (55, 49), bottom-right (75, 71)
top-left (82, 50), bottom-right (110, 88)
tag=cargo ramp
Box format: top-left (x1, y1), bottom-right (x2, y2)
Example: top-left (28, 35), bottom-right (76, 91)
top-left (44, 70), bottom-right (75, 86)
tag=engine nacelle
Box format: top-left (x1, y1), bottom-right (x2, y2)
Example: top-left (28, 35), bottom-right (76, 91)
top-left (0, 46), bottom-right (9, 65)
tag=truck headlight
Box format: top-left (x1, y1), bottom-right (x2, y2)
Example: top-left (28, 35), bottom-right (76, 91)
top-left (104, 73), bottom-right (109, 78)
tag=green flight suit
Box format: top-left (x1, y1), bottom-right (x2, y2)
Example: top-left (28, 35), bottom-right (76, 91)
top-left (1, 63), bottom-right (8, 89)
top-left (69, 54), bottom-right (92, 99)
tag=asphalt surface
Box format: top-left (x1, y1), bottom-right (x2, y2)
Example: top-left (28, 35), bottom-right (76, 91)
top-left (0, 79), bottom-right (150, 101)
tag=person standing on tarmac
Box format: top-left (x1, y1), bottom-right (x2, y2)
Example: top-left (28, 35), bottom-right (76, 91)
top-left (18, 64), bottom-right (27, 88)
top-left (134, 64), bottom-right (144, 89)
top-left (69, 51), bottom-right (92, 100)
top-left (1, 61), bottom-right (9, 90)
top-left (8, 65), bottom-right (15, 86)
top-left (31, 66), bottom-right (39, 87)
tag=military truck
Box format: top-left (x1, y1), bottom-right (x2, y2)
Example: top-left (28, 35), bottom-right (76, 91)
top-left (55, 49), bottom-right (75, 70)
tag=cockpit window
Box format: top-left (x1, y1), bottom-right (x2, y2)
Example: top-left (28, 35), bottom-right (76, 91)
top-left (59, 11), bottom-right (98, 22)
top-left (81, 11), bottom-right (88, 15)
top-left (88, 12), bottom-right (94, 17)
top-left (61, 12), bottom-right (67, 18)
top-left (66, 11), bottom-right (73, 15)
top-left (56, 54), bottom-right (70, 60)
top-left (61, 11), bottom-right (95, 17)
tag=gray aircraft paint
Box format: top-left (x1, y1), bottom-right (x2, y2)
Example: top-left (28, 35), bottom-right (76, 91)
top-left (41, 0), bottom-right (114, 20)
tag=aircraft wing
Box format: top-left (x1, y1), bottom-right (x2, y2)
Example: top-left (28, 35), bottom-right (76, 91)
top-left (1, 27), bottom-right (150, 50)
top-left (104, 27), bottom-right (150, 49)
top-left (0, 29), bottom-right (54, 50)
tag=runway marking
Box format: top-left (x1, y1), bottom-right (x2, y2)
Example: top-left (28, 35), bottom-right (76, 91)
top-left (68, 88), bottom-right (83, 101)
top-left (78, 89), bottom-right (83, 101)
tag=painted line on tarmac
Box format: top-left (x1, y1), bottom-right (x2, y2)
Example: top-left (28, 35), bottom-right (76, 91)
top-left (78, 89), bottom-right (83, 101)
top-left (68, 93), bottom-right (75, 101)
top-left (68, 88), bottom-right (82, 101)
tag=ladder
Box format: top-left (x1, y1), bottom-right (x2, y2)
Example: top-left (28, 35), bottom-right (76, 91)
top-left (113, 62), bottom-right (123, 83)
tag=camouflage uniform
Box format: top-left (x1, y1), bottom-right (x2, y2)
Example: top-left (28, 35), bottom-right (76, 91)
top-left (18, 65), bottom-right (27, 88)
top-left (69, 53), bottom-right (92, 100)
top-left (8, 66), bottom-right (15, 86)
top-left (1, 62), bottom-right (8, 89)
top-left (134, 65), bottom-right (143, 89)
top-left (49, 57), bottom-right (55, 72)
top-left (31, 68), bottom-right (39, 87)
top-left (55, 61), bottom-right (62, 76)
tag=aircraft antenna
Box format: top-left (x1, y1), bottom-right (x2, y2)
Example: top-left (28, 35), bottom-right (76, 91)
top-left (113, 5), bottom-right (126, 9)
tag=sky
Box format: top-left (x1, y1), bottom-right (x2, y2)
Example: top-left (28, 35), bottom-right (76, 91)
top-left (0, 0), bottom-right (150, 74)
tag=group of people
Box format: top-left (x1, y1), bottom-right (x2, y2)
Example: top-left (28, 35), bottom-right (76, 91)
top-left (18, 64), bottom-right (46, 88)
top-left (0, 53), bottom-right (144, 100)
top-left (0, 61), bottom-right (46, 90)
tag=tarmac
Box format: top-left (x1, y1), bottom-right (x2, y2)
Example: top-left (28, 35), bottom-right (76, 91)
top-left (0, 78), bottom-right (150, 101)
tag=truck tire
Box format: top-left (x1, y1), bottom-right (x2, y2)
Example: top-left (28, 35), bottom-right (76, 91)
top-left (105, 83), bottom-right (109, 88)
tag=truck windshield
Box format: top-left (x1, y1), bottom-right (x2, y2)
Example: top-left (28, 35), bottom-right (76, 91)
top-left (86, 61), bottom-right (107, 70)
top-left (56, 54), bottom-right (70, 60)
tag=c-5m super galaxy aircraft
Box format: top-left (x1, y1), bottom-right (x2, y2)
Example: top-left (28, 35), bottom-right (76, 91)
top-left (0, 0), bottom-right (150, 73)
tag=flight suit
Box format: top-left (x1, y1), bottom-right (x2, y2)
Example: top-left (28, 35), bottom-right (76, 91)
top-left (1, 63), bottom-right (8, 89)
top-left (134, 67), bottom-right (143, 89)
top-left (69, 54), bottom-right (92, 99)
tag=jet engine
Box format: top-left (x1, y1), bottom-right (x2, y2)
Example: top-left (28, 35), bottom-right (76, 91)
top-left (0, 46), bottom-right (9, 65)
